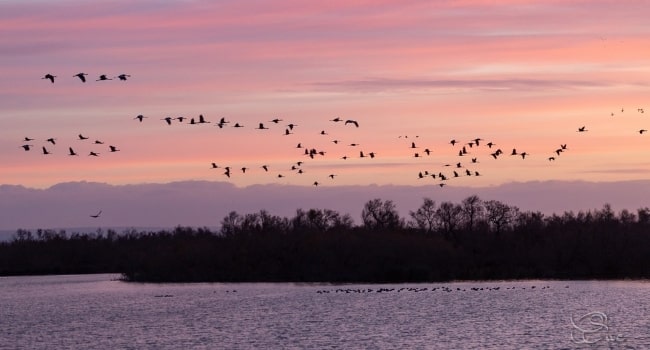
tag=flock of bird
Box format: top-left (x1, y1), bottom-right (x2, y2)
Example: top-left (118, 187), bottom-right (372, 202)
top-left (24, 73), bottom-right (650, 216)
top-left (19, 134), bottom-right (120, 158)
top-left (41, 73), bottom-right (131, 83)
top-left (315, 284), bottom-right (561, 294)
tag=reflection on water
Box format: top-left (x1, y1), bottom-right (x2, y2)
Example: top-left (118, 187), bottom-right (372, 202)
top-left (1, 274), bottom-right (649, 349)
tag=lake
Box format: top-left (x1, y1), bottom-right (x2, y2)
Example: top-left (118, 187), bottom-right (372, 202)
top-left (1, 274), bottom-right (648, 349)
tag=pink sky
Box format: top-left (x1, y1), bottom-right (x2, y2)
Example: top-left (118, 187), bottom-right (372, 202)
top-left (2, 1), bottom-right (650, 207)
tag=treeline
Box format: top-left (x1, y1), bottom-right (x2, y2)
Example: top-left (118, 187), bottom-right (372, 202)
top-left (2, 196), bottom-right (650, 282)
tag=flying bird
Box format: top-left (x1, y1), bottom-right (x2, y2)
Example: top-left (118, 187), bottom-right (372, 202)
top-left (639, 129), bottom-right (647, 134)
top-left (134, 115), bottom-right (147, 122)
top-left (46, 138), bottom-right (56, 145)
top-left (21, 144), bottom-right (33, 151)
top-left (345, 119), bottom-right (359, 127)
top-left (23, 137), bottom-right (34, 142)
top-left (90, 211), bottom-right (102, 218)
top-left (109, 145), bottom-right (120, 152)
top-left (42, 74), bottom-right (56, 83)
top-left (73, 73), bottom-right (88, 82)
top-left (88, 151), bottom-right (99, 156)
top-left (42, 147), bottom-right (50, 155)
top-left (78, 134), bottom-right (89, 140)
top-left (96, 74), bottom-right (112, 81)
top-left (116, 74), bottom-right (130, 81)
top-left (577, 126), bottom-right (588, 132)
top-left (256, 123), bottom-right (269, 130)
top-left (68, 147), bottom-right (78, 156)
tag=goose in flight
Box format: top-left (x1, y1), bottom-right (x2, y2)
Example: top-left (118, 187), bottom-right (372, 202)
top-left (639, 129), bottom-right (647, 134)
top-left (577, 126), bottom-right (588, 132)
top-left (42, 74), bottom-right (56, 83)
top-left (284, 128), bottom-right (293, 135)
top-left (261, 165), bottom-right (269, 172)
top-left (345, 119), bottom-right (359, 127)
top-left (42, 146), bottom-right (51, 155)
top-left (94, 140), bottom-right (104, 144)
top-left (270, 118), bottom-right (282, 123)
top-left (198, 114), bottom-right (210, 124)
top-left (287, 123), bottom-right (298, 130)
top-left (329, 174), bottom-right (336, 179)
top-left (216, 117), bottom-right (229, 128)
top-left (450, 139), bottom-right (458, 146)
top-left (46, 138), bottom-right (56, 145)
top-left (96, 74), bottom-right (112, 81)
top-left (233, 123), bottom-right (244, 128)
top-left (74, 73), bottom-right (88, 82)
top-left (109, 145), bottom-right (120, 152)
top-left (68, 147), bottom-right (78, 156)
top-left (134, 115), bottom-right (147, 122)
top-left (162, 117), bottom-right (173, 125)
top-left (211, 163), bottom-right (219, 169)
top-left (116, 74), bottom-right (130, 81)
top-left (90, 210), bottom-right (102, 218)
top-left (21, 144), bottom-right (33, 151)
top-left (23, 137), bottom-right (34, 142)
top-left (256, 123), bottom-right (269, 130)
top-left (88, 151), bottom-right (99, 156)
top-left (78, 134), bottom-right (89, 140)
top-left (330, 117), bottom-right (342, 122)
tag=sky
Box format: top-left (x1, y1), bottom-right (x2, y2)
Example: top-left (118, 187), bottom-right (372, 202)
top-left (1, 0), bottom-right (650, 230)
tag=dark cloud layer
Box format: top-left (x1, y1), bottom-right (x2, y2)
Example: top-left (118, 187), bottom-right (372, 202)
top-left (1, 179), bottom-right (649, 232)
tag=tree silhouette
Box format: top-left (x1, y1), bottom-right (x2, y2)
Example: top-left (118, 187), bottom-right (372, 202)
top-left (361, 198), bottom-right (403, 231)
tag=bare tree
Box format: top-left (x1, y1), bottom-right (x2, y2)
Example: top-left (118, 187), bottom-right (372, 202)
top-left (435, 201), bottom-right (463, 238)
top-left (484, 200), bottom-right (519, 234)
top-left (361, 198), bottom-right (403, 231)
top-left (461, 195), bottom-right (484, 232)
top-left (409, 197), bottom-right (438, 233)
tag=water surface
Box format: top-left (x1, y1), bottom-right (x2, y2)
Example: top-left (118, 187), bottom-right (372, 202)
top-left (1, 274), bottom-right (648, 349)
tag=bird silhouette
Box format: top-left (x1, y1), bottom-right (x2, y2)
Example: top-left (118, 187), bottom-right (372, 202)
top-left (21, 144), bottom-right (33, 151)
top-left (94, 140), bottom-right (104, 144)
top-left (46, 138), bottom-right (56, 145)
top-left (330, 117), bottom-right (342, 122)
top-left (90, 210), bottom-right (102, 218)
top-left (639, 129), bottom-right (647, 134)
top-left (577, 126), bottom-right (588, 132)
top-left (211, 163), bottom-right (219, 169)
top-left (42, 74), bottom-right (56, 83)
top-left (78, 134), bottom-right (89, 140)
top-left (23, 137), bottom-right (34, 142)
top-left (270, 118), bottom-right (282, 123)
top-left (68, 147), bottom-right (78, 156)
top-left (88, 151), bottom-right (99, 156)
top-left (96, 74), bottom-right (112, 81)
top-left (256, 123), bottom-right (269, 130)
top-left (261, 165), bottom-right (269, 172)
top-left (42, 146), bottom-right (51, 155)
top-left (345, 119), bottom-right (359, 127)
top-left (73, 73), bottom-right (88, 82)
top-left (116, 74), bottom-right (130, 81)
top-left (162, 117), bottom-right (173, 125)
top-left (198, 114), bottom-right (210, 124)
top-left (134, 115), bottom-right (147, 122)
top-left (109, 145), bottom-right (120, 152)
